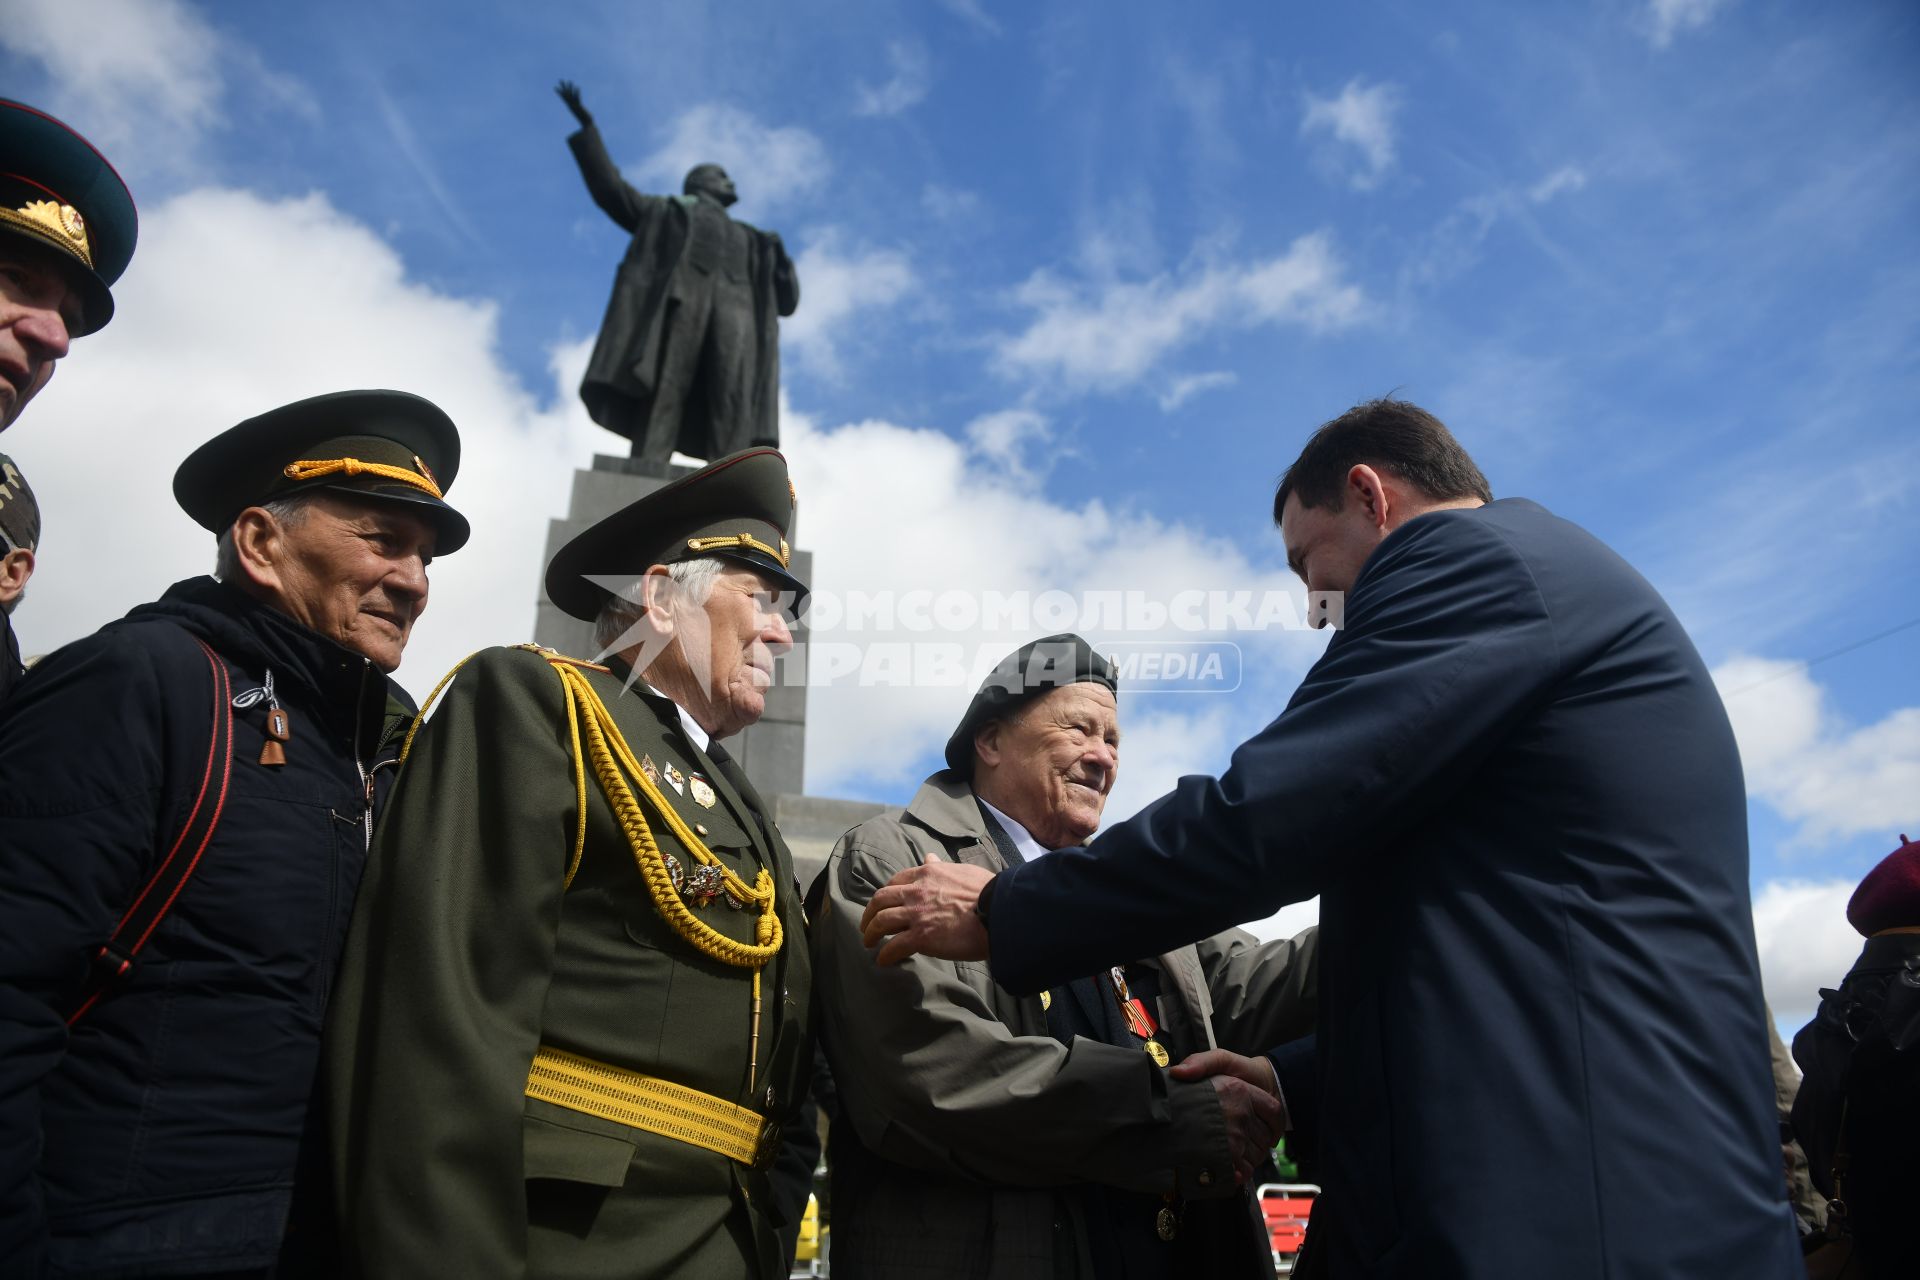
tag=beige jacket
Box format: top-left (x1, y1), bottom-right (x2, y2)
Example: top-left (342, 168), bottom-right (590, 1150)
top-left (811, 771), bottom-right (1318, 1279)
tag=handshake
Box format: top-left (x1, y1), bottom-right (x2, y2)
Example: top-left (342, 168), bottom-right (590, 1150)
top-left (1171, 1048), bottom-right (1290, 1188)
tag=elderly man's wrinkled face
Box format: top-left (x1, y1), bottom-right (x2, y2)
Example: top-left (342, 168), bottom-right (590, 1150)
top-left (976, 682), bottom-right (1120, 849)
top-left (0, 240), bottom-right (81, 432)
top-left (674, 564), bottom-right (794, 738)
top-left (254, 493), bottom-right (436, 672)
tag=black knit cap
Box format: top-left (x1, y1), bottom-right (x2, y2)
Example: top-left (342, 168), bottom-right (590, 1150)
top-left (545, 447), bottom-right (806, 622)
top-left (943, 633), bottom-right (1118, 777)
top-left (0, 98), bottom-right (137, 336)
top-left (173, 390), bottom-right (470, 553)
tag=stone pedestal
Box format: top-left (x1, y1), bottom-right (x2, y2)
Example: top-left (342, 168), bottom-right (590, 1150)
top-left (534, 454), bottom-right (810, 800)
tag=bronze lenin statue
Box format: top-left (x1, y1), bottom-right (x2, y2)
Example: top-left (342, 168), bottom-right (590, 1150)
top-left (558, 82), bottom-right (800, 463)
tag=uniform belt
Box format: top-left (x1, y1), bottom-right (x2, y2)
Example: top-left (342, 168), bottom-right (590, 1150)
top-left (526, 1045), bottom-right (779, 1168)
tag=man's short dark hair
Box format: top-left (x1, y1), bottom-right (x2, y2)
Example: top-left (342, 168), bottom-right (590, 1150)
top-left (1272, 398), bottom-right (1493, 523)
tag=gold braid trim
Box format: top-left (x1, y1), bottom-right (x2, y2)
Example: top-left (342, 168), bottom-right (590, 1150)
top-left (686, 532), bottom-right (790, 568)
top-left (548, 660), bottom-right (782, 970)
top-left (284, 457), bottom-right (443, 499)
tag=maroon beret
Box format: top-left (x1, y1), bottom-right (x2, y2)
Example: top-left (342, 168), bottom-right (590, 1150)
top-left (1846, 834), bottom-right (1920, 938)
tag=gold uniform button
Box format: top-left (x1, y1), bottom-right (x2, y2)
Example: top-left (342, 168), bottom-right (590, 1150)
top-left (695, 823), bottom-right (709, 836)
top-left (1197, 1170), bottom-right (1213, 1187)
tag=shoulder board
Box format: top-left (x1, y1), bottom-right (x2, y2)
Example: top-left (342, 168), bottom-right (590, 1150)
top-left (508, 641), bottom-right (610, 673)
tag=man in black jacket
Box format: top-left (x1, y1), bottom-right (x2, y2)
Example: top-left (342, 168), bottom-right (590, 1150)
top-left (863, 400), bottom-right (1800, 1277)
top-left (0, 390), bottom-right (469, 1278)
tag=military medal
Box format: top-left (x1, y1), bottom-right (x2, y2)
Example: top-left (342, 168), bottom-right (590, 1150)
top-left (1110, 966), bottom-right (1169, 1066)
top-left (663, 762), bottom-right (685, 794)
top-left (640, 754), bottom-right (661, 787)
top-left (689, 773), bottom-right (717, 808)
top-left (1156, 1198), bottom-right (1179, 1241)
top-left (663, 850), bottom-right (686, 892)
top-left (1040, 990), bottom-right (1052, 1011)
top-left (684, 863), bottom-right (726, 907)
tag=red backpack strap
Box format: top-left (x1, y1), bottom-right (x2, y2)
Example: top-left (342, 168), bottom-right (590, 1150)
top-left (66, 636), bottom-right (237, 1026)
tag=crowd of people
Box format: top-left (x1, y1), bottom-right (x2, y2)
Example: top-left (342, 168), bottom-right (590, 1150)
top-left (0, 95), bottom-right (1906, 1280)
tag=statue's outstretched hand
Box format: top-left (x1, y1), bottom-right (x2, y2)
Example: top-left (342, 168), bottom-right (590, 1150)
top-left (556, 81), bottom-right (592, 126)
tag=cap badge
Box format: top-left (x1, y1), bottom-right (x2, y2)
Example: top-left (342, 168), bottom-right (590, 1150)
top-left (413, 454), bottom-right (437, 487)
top-left (0, 198), bottom-right (93, 268)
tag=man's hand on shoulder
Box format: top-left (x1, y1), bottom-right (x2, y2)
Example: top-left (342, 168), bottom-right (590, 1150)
top-left (1171, 1048), bottom-right (1286, 1187)
top-left (859, 852), bottom-right (994, 966)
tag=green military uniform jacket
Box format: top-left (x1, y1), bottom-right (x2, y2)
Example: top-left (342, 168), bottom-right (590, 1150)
top-left (326, 645), bottom-right (812, 1279)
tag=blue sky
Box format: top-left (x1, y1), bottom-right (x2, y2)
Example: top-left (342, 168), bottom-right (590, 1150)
top-left (4, 0), bottom-right (1914, 1027)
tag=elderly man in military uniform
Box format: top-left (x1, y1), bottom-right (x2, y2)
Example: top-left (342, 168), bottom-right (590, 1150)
top-left (0, 97), bottom-right (137, 435)
top-left (327, 448), bottom-right (813, 1279)
top-left (0, 452), bottom-right (40, 700)
top-left (0, 391), bottom-right (468, 1277)
top-left (556, 82), bottom-right (798, 463)
top-left (813, 634), bottom-right (1319, 1279)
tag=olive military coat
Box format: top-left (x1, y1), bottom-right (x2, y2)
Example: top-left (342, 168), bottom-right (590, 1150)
top-left (326, 645), bottom-right (812, 1279)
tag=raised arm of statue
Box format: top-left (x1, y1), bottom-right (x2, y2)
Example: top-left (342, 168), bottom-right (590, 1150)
top-left (559, 81), bottom-right (648, 234)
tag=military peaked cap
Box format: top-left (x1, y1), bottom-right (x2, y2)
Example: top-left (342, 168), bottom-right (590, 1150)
top-left (0, 98), bottom-right (137, 336)
top-left (173, 389), bottom-right (470, 553)
top-left (0, 452), bottom-right (39, 551)
top-left (944, 633), bottom-right (1118, 777)
top-left (546, 447), bottom-right (805, 622)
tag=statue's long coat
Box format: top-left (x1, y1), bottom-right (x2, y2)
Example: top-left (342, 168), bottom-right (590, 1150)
top-left (567, 123), bottom-right (797, 457)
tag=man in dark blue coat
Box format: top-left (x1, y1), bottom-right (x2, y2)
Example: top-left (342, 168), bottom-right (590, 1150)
top-left (0, 390), bottom-right (468, 1278)
top-left (861, 399), bottom-right (1801, 1277)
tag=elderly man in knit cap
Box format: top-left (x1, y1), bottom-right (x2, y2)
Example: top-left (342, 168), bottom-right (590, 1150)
top-left (0, 451), bottom-right (39, 699)
top-left (0, 97), bottom-right (138, 433)
top-left (0, 390), bottom-right (468, 1277)
top-left (812, 633), bottom-right (1319, 1279)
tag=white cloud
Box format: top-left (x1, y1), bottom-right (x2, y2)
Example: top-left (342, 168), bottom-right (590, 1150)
top-left (937, 0), bottom-right (1002, 37)
top-left (1642, 0), bottom-right (1736, 49)
top-left (963, 408), bottom-right (1053, 486)
top-left (0, 0), bottom-right (312, 183)
top-left (1528, 165), bottom-right (1588, 203)
top-left (1751, 878), bottom-right (1862, 1032)
top-left (635, 104), bottom-right (830, 214)
top-left (994, 233), bottom-right (1365, 393)
top-left (780, 403), bottom-right (1327, 798)
top-left (1713, 657), bottom-right (1920, 845)
top-left (0, 0), bottom-right (223, 177)
top-left (11, 186), bottom-right (605, 698)
top-left (1300, 78), bottom-right (1403, 191)
top-left (780, 229), bottom-right (916, 379)
top-left (1158, 370), bottom-right (1238, 412)
top-left (921, 183), bottom-right (983, 222)
top-left (854, 41), bottom-right (931, 118)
